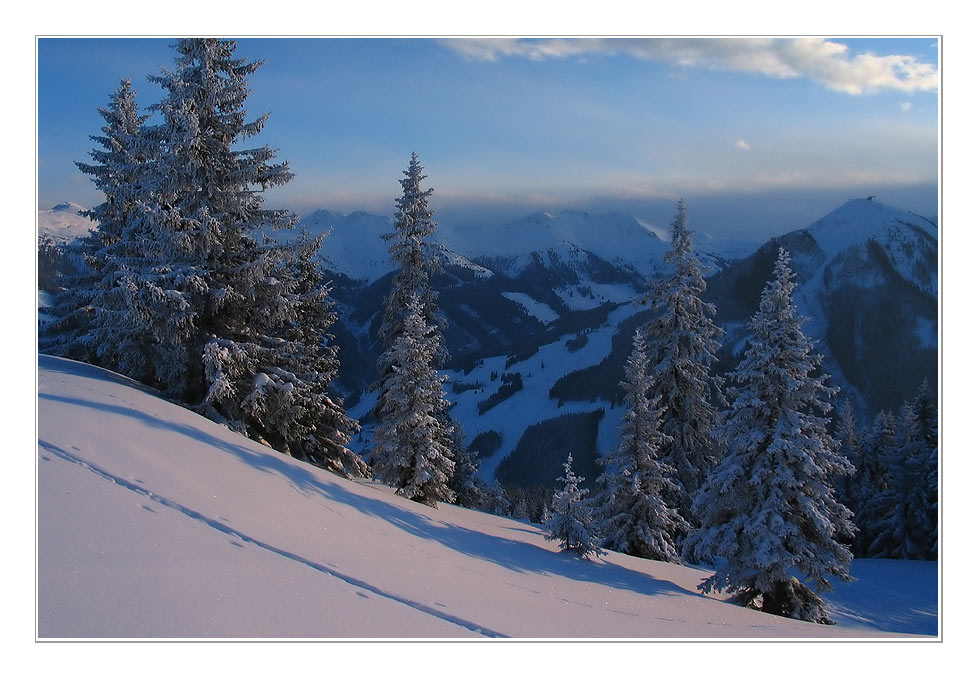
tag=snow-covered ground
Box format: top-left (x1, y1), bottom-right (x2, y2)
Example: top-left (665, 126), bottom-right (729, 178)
top-left (37, 202), bottom-right (94, 244)
top-left (500, 292), bottom-right (560, 325)
top-left (37, 355), bottom-right (937, 640)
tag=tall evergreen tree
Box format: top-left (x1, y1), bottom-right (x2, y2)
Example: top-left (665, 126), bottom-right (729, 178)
top-left (642, 198), bottom-right (724, 523)
top-left (370, 294), bottom-right (456, 506)
top-left (371, 153), bottom-right (458, 505)
top-left (594, 328), bottom-right (688, 562)
top-left (46, 39), bottom-right (294, 399)
top-left (684, 248), bottom-right (854, 625)
top-left (44, 40), bottom-right (362, 477)
top-left (74, 79), bottom-right (156, 252)
top-left (138, 38), bottom-right (297, 402)
top-left (40, 79), bottom-right (158, 367)
top-left (545, 454), bottom-right (604, 559)
top-left (378, 152), bottom-right (445, 360)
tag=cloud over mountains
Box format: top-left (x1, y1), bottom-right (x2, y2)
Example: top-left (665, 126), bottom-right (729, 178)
top-left (441, 37), bottom-right (939, 95)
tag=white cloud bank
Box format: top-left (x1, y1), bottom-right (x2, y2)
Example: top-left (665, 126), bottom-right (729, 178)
top-left (441, 37), bottom-right (938, 95)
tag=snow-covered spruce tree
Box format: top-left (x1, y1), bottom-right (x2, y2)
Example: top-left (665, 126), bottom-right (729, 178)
top-left (39, 79), bottom-right (158, 367)
top-left (371, 154), bottom-right (458, 505)
top-left (851, 410), bottom-right (898, 557)
top-left (137, 38), bottom-right (296, 401)
top-left (60, 40), bottom-right (364, 477)
top-left (684, 248), bottom-right (855, 625)
top-left (642, 198), bottom-right (724, 524)
top-left (202, 229), bottom-right (367, 478)
top-left (370, 293), bottom-right (456, 506)
top-left (74, 79), bottom-right (156, 255)
top-left (545, 454), bottom-right (604, 559)
top-left (378, 152), bottom-right (445, 360)
top-left (594, 328), bottom-right (689, 562)
top-left (864, 401), bottom-right (936, 560)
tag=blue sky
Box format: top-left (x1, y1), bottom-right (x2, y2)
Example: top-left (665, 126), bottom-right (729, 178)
top-left (37, 37), bottom-right (939, 240)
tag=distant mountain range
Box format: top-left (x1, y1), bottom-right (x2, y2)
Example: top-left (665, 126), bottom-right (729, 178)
top-left (37, 202), bottom-right (93, 245)
top-left (296, 207), bottom-right (756, 286)
top-left (37, 197), bottom-right (938, 490)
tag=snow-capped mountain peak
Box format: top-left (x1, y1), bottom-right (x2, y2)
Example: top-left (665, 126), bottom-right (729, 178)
top-left (803, 196), bottom-right (938, 295)
top-left (807, 196), bottom-right (937, 258)
top-left (38, 203), bottom-right (94, 245)
top-left (50, 201), bottom-right (87, 214)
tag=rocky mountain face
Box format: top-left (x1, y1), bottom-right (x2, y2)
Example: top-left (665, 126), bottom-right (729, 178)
top-left (704, 197), bottom-right (937, 419)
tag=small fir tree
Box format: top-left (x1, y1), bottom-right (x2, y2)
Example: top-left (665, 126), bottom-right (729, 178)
top-left (642, 198), bottom-right (724, 524)
top-left (545, 454), bottom-right (604, 559)
top-left (448, 423), bottom-right (487, 509)
top-left (594, 328), bottom-right (689, 562)
top-left (684, 248), bottom-right (855, 625)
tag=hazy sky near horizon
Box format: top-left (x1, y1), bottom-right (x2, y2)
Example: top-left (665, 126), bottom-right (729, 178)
top-left (37, 37), bottom-right (939, 240)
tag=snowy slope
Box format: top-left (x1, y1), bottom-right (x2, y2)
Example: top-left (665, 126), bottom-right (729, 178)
top-left (347, 303), bottom-right (639, 484)
top-left (37, 355), bottom-right (936, 639)
top-left (37, 202), bottom-right (94, 245)
top-left (795, 198), bottom-right (938, 361)
top-left (706, 197), bottom-right (938, 418)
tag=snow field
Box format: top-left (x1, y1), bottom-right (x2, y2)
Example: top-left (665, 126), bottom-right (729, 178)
top-left (38, 355), bottom-right (934, 639)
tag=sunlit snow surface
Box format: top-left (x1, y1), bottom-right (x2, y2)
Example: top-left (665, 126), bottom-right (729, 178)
top-left (37, 356), bottom-right (936, 639)
top-left (37, 202), bottom-right (94, 245)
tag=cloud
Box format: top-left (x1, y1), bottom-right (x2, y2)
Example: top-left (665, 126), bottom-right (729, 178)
top-left (440, 37), bottom-right (939, 95)
top-left (901, 101), bottom-right (913, 112)
top-left (735, 139), bottom-right (751, 151)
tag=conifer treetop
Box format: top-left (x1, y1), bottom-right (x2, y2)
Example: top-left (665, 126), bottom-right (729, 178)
top-left (642, 198), bottom-right (724, 515)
